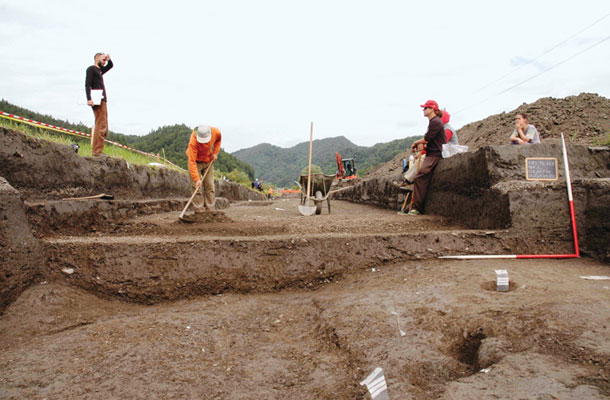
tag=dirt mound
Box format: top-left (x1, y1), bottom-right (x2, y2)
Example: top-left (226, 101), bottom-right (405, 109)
top-left (458, 92), bottom-right (610, 149)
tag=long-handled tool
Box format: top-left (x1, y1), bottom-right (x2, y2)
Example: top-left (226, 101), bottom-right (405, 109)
top-left (298, 122), bottom-right (317, 216)
top-left (179, 161), bottom-right (214, 221)
top-left (62, 193), bottom-right (114, 201)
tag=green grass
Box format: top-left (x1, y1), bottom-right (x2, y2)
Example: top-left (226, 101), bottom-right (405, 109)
top-left (0, 118), bottom-right (185, 172)
top-left (592, 133), bottom-right (610, 146)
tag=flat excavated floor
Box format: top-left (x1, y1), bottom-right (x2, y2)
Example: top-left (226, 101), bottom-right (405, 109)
top-left (1, 198), bottom-right (609, 399)
top-left (42, 199), bottom-right (516, 302)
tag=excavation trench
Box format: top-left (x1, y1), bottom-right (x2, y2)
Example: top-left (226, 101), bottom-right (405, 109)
top-left (2, 126), bottom-right (610, 399)
top-left (44, 228), bottom-right (511, 304)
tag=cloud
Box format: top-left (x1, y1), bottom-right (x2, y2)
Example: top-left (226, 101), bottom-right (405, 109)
top-left (509, 56), bottom-right (548, 72)
top-left (396, 120), bottom-right (418, 128)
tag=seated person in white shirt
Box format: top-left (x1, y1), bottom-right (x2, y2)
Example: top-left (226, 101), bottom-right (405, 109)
top-left (509, 112), bottom-right (540, 145)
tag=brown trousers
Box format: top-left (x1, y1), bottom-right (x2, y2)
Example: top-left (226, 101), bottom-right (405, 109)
top-left (191, 161), bottom-right (216, 210)
top-left (91, 100), bottom-right (108, 156)
top-left (412, 156), bottom-right (441, 213)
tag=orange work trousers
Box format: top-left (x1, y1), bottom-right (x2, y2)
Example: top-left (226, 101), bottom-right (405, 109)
top-left (191, 161), bottom-right (216, 211)
top-left (91, 100), bottom-right (108, 156)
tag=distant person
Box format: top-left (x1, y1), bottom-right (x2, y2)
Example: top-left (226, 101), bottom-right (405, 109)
top-left (441, 110), bottom-right (459, 145)
top-left (85, 52), bottom-right (113, 157)
top-left (407, 100), bottom-right (447, 216)
top-left (185, 125), bottom-right (222, 212)
top-left (509, 113), bottom-right (540, 145)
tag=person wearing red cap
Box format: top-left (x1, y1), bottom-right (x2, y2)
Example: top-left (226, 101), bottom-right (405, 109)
top-left (407, 100), bottom-right (447, 215)
top-left (185, 125), bottom-right (222, 211)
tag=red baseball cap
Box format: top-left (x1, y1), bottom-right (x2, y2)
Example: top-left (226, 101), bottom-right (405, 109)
top-left (420, 100), bottom-right (439, 110)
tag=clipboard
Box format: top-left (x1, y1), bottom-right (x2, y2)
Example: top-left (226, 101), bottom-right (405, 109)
top-left (90, 89), bottom-right (103, 105)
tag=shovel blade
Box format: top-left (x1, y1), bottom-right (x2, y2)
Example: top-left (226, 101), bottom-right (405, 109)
top-left (178, 215), bottom-right (195, 223)
top-left (298, 204), bottom-right (316, 216)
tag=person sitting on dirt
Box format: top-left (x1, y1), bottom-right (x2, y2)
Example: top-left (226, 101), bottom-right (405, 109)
top-left (406, 100), bottom-right (447, 216)
top-left (441, 110), bottom-right (459, 145)
top-left (185, 125), bottom-right (222, 212)
top-left (509, 113), bottom-right (540, 145)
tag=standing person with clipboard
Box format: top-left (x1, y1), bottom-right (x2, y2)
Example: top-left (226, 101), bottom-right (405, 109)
top-left (85, 52), bottom-right (113, 157)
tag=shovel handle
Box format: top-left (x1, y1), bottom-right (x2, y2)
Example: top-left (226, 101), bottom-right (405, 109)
top-left (305, 122), bottom-right (313, 204)
top-left (179, 161), bottom-right (214, 219)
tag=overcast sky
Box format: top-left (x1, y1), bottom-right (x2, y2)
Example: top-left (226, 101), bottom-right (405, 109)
top-left (1, 1), bottom-right (609, 152)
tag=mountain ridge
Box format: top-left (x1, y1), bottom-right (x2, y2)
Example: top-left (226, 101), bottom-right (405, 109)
top-left (232, 135), bottom-right (420, 187)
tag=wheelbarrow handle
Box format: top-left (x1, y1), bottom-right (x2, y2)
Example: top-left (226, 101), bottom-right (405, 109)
top-left (302, 185), bottom-right (353, 202)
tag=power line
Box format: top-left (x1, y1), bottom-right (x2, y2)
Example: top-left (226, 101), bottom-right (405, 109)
top-left (497, 34), bottom-right (610, 95)
top-left (470, 10), bottom-right (610, 95)
top-left (454, 33), bottom-right (610, 116)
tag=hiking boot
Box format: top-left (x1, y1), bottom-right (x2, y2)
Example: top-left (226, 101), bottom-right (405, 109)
top-left (407, 209), bottom-right (420, 215)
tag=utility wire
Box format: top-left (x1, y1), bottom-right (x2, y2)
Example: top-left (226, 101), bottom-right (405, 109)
top-left (470, 10), bottom-right (610, 95)
top-left (497, 34), bottom-right (610, 95)
top-left (454, 33), bottom-right (610, 116)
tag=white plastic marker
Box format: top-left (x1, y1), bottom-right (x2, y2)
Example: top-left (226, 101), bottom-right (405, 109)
top-left (391, 311), bottom-right (406, 336)
top-left (360, 367), bottom-right (390, 400)
top-left (495, 270), bottom-right (509, 292)
top-left (439, 133), bottom-right (579, 260)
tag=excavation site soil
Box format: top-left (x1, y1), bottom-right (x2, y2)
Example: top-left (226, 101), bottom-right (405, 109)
top-left (1, 198), bottom-right (609, 399)
top-left (1, 92), bottom-right (610, 399)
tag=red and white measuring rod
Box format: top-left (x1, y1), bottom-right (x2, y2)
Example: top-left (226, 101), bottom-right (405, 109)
top-left (439, 133), bottom-right (579, 260)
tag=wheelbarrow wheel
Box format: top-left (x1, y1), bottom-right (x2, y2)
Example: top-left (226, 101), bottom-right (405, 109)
top-left (315, 191), bottom-right (323, 215)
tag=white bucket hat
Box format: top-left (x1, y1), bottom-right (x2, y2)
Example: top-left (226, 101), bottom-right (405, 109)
top-left (195, 125), bottom-right (212, 143)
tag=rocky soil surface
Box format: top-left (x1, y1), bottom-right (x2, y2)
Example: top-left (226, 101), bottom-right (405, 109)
top-left (1, 198), bottom-right (609, 399)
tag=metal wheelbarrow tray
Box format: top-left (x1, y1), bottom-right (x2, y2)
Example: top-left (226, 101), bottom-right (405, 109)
top-left (297, 173), bottom-right (336, 215)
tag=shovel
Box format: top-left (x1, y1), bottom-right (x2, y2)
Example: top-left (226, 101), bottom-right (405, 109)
top-left (179, 161), bottom-right (214, 222)
top-left (298, 122), bottom-right (316, 216)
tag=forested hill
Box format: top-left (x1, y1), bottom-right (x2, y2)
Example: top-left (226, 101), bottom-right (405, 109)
top-left (0, 99), bottom-right (254, 179)
top-left (232, 135), bottom-right (420, 187)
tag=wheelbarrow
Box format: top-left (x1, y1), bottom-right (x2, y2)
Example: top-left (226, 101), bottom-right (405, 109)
top-left (296, 173), bottom-right (336, 215)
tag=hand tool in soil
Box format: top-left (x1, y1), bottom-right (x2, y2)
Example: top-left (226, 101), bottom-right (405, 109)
top-left (298, 122), bottom-right (317, 216)
top-left (62, 193), bottom-right (114, 200)
top-left (179, 161), bottom-right (214, 222)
